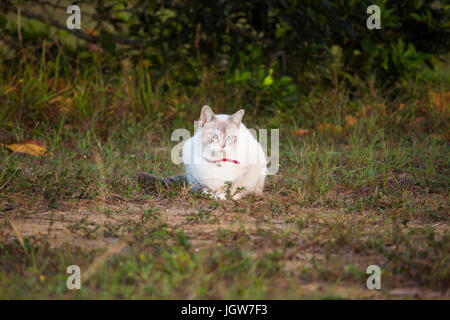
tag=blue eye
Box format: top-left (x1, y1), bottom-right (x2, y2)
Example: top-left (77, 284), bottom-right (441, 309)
top-left (210, 133), bottom-right (218, 140)
top-left (226, 135), bottom-right (235, 142)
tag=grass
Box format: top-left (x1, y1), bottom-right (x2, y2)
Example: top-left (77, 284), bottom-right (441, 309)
top-left (0, 51), bottom-right (449, 299)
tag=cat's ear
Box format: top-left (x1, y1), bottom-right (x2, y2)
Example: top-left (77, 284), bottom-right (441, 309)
top-left (200, 105), bottom-right (215, 126)
top-left (230, 109), bottom-right (245, 126)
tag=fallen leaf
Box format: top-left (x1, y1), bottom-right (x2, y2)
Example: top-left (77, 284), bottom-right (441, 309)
top-left (3, 86), bottom-right (16, 95)
top-left (48, 95), bottom-right (74, 115)
top-left (49, 95), bottom-right (63, 104)
top-left (344, 115), bottom-right (358, 129)
top-left (359, 104), bottom-right (372, 117)
top-left (291, 129), bottom-right (312, 136)
top-left (430, 130), bottom-right (450, 141)
top-left (2, 140), bottom-right (47, 156)
top-left (85, 27), bottom-right (99, 37)
top-left (442, 130), bottom-right (450, 140)
top-left (86, 28), bottom-right (100, 52)
top-left (375, 103), bottom-right (387, 116)
top-left (317, 123), bottom-right (342, 134)
top-left (431, 91), bottom-right (450, 112)
top-left (61, 97), bottom-right (74, 115)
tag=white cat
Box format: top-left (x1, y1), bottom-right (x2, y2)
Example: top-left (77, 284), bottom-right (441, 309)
top-left (183, 105), bottom-right (267, 200)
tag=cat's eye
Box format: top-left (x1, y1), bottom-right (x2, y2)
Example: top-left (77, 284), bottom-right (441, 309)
top-left (210, 133), bottom-right (218, 140)
top-left (226, 135), bottom-right (235, 142)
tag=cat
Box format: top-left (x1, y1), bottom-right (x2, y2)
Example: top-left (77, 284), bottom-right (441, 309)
top-left (136, 105), bottom-right (267, 200)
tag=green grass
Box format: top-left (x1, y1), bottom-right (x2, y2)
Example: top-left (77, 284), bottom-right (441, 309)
top-left (0, 53), bottom-right (449, 299)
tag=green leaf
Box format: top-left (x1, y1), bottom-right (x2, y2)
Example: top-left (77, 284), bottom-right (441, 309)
top-left (410, 13), bottom-right (422, 21)
top-left (262, 69), bottom-right (274, 87)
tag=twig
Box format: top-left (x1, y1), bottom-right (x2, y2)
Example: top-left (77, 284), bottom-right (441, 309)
top-left (17, 7), bottom-right (22, 48)
top-left (8, 220), bottom-right (25, 249)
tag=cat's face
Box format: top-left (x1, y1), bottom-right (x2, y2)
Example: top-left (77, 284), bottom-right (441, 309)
top-left (199, 105), bottom-right (244, 160)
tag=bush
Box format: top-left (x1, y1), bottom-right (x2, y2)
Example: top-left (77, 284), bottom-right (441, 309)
top-left (0, 1), bottom-right (449, 88)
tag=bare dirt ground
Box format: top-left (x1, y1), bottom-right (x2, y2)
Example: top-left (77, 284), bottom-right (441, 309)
top-left (1, 196), bottom-right (298, 250)
top-left (1, 193), bottom-right (448, 299)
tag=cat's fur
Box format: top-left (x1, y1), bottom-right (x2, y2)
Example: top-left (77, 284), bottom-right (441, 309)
top-left (136, 105), bottom-right (267, 200)
top-left (183, 105), bottom-right (267, 200)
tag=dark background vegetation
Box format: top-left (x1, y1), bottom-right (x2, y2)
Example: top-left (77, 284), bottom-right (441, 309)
top-left (0, 0), bottom-right (449, 128)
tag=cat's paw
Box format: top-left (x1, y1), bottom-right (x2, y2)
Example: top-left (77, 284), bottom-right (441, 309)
top-left (231, 193), bottom-right (243, 200)
top-left (214, 193), bottom-right (227, 201)
top-left (202, 189), bottom-right (226, 200)
top-left (202, 188), bottom-right (213, 197)
top-left (231, 186), bottom-right (246, 200)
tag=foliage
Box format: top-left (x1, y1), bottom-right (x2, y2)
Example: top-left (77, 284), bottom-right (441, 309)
top-left (0, 0), bottom-right (449, 90)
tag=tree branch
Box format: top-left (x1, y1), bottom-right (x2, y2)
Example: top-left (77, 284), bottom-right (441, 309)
top-left (1, 3), bottom-right (149, 48)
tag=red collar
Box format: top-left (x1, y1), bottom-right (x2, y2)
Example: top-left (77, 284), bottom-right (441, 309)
top-left (204, 157), bottom-right (240, 165)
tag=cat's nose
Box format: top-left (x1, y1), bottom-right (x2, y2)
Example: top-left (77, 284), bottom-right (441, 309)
top-left (221, 144), bottom-right (225, 149)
